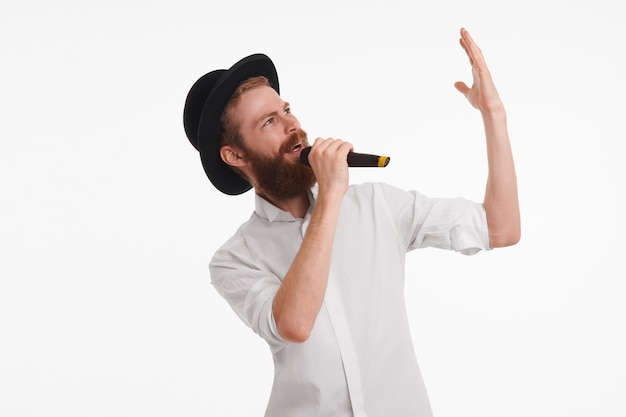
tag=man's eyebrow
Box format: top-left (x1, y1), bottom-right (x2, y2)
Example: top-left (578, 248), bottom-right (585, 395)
top-left (255, 101), bottom-right (290, 125)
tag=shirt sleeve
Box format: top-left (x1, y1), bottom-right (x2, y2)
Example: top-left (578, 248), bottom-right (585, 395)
top-left (209, 237), bottom-right (289, 350)
top-left (377, 183), bottom-right (491, 255)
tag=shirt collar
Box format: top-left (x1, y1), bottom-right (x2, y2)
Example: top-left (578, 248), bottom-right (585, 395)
top-left (254, 187), bottom-right (318, 223)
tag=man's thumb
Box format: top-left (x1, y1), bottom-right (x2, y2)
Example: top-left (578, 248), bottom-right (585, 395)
top-left (454, 81), bottom-right (469, 96)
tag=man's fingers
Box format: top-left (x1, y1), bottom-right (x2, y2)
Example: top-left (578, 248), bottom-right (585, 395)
top-left (459, 38), bottom-right (472, 65)
top-left (311, 138), bottom-right (353, 163)
top-left (461, 28), bottom-right (488, 70)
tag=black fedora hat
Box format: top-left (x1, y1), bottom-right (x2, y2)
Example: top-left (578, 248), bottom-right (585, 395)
top-left (183, 54), bottom-right (279, 195)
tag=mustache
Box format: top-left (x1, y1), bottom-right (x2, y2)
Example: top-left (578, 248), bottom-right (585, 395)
top-left (279, 129), bottom-right (309, 154)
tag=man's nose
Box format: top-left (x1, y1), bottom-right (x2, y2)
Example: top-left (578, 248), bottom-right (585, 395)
top-left (285, 116), bottom-right (299, 133)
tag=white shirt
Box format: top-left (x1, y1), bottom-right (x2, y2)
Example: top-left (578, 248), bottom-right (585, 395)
top-left (210, 182), bottom-right (490, 417)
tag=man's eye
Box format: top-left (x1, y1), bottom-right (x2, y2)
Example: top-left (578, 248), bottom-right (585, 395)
top-left (285, 107), bottom-right (291, 114)
top-left (264, 117), bottom-right (274, 126)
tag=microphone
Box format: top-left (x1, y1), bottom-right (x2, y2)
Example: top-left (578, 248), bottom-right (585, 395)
top-left (299, 146), bottom-right (390, 168)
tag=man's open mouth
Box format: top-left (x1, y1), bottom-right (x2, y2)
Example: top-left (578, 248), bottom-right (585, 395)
top-left (288, 142), bottom-right (303, 153)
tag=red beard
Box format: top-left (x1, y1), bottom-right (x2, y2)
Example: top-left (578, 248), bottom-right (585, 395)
top-left (246, 129), bottom-right (317, 201)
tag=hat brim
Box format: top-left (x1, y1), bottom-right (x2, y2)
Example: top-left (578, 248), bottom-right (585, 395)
top-left (197, 54), bottom-right (279, 195)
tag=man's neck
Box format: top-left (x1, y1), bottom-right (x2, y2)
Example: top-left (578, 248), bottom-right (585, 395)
top-left (257, 190), bottom-right (310, 219)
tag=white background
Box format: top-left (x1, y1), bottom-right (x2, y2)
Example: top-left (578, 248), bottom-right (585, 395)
top-left (1, 0), bottom-right (624, 416)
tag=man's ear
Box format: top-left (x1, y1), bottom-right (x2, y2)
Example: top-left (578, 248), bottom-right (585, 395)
top-left (220, 145), bottom-right (247, 168)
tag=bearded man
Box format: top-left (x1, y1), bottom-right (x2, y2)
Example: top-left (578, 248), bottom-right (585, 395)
top-left (183, 28), bottom-right (520, 417)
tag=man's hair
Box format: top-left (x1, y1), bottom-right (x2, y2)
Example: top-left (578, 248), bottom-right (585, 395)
top-left (219, 76), bottom-right (272, 149)
top-left (218, 76), bottom-right (271, 181)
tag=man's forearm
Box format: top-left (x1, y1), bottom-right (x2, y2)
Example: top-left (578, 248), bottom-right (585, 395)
top-left (272, 192), bottom-right (343, 343)
top-left (482, 109), bottom-right (521, 247)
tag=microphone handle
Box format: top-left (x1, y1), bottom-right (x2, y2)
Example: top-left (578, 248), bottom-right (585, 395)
top-left (347, 152), bottom-right (390, 167)
top-left (300, 147), bottom-right (390, 168)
